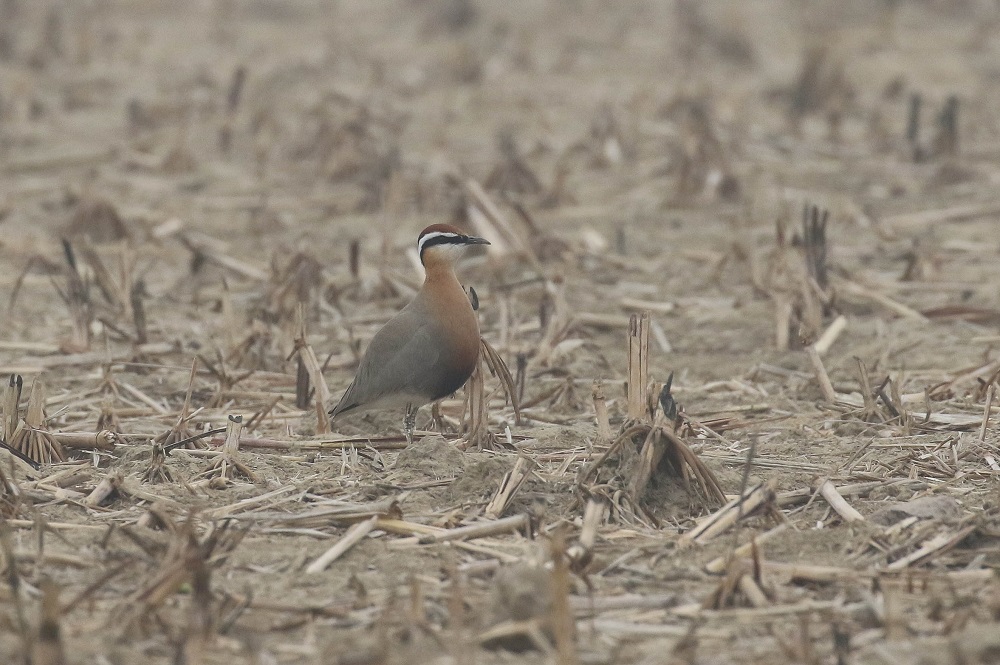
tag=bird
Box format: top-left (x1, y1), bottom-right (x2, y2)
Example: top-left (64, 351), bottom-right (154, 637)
top-left (328, 223), bottom-right (490, 443)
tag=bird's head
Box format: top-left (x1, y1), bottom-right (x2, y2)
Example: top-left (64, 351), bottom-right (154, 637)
top-left (417, 223), bottom-right (490, 267)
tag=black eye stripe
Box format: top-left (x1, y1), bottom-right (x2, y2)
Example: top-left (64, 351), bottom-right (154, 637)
top-left (419, 234), bottom-right (466, 254)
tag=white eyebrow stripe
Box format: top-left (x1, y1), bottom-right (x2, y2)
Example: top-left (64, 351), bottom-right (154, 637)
top-left (417, 231), bottom-right (461, 254)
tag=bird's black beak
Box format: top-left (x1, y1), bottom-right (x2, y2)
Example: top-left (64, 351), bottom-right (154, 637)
top-left (465, 236), bottom-right (491, 246)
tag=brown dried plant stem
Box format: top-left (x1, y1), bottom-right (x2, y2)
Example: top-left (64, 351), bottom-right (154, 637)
top-left (773, 296), bottom-right (793, 352)
top-left (806, 345), bottom-right (837, 403)
top-left (549, 530), bottom-right (578, 665)
top-left (485, 457), bottom-right (532, 518)
top-left (464, 178), bottom-right (538, 266)
top-left (7, 378), bottom-right (65, 465)
top-left (814, 314), bottom-right (847, 355)
top-left (582, 323), bottom-right (724, 514)
top-left (885, 526), bottom-right (976, 570)
top-left (836, 277), bottom-right (928, 322)
top-left (637, 419), bottom-right (726, 507)
top-left (814, 479), bottom-right (865, 523)
top-left (289, 305), bottom-right (332, 433)
top-left (206, 434), bottom-right (410, 451)
top-left (118, 515), bottom-right (244, 637)
top-left (979, 382), bottom-right (996, 444)
top-left (3, 374), bottom-right (22, 442)
top-left (0, 376), bottom-right (37, 473)
top-left (305, 515), bottom-right (379, 573)
top-left (83, 471), bottom-right (122, 508)
top-left (417, 514), bottom-right (528, 544)
top-left (199, 415), bottom-right (259, 483)
top-left (50, 431), bottom-right (117, 452)
top-left (153, 357), bottom-right (201, 450)
top-left (705, 524), bottom-right (789, 574)
top-left (567, 499), bottom-right (605, 572)
top-left (463, 336), bottom-right (519, 449)
top-left (592, 380), bottom-right (612, 443)
top-left (142, 442), bottom-right (173, 484)
top-left (0, 464), bottom-right (20, 517)
top-left (480, 337), bottom-right (520, 424)
top-left (57, 240), bottom-right (92, 353)
top-left (626, 312), bottom-right (650, 422)
top-left (31, 578), bottom-right (66, 665)
top-left (463, 356), bottom-right (488, 449)
top-left (681, 480), bottom-right (778, 546)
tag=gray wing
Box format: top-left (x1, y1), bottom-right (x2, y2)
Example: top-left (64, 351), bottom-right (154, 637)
top-left (329, 308), bottom-right (445, 417)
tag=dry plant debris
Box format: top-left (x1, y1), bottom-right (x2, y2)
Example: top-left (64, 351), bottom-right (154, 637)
top-left (0, 2), bottom-right (999, 664)
top-left (113, 513), bottom-right (246, 639)
top-left (198, 415), bottom-right (258, 484)
top-left (4, 377), bottom-right (64, 465)
top-left (760, 204), bottom-right (834, 351)
top-left (0, 466), bottom-right (21, 518)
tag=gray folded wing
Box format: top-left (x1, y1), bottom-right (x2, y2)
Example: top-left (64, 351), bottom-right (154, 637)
top-left (329, 309), bottom-right (444, 418)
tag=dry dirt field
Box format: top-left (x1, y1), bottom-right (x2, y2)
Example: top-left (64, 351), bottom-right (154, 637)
top-left (1, 1), bottom-right (1000, 663)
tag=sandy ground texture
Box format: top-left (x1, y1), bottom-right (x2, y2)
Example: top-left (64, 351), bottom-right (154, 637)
top-left (1, 0), bottom-right (1000, 663)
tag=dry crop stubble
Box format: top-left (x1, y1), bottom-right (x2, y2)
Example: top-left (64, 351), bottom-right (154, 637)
top-left (0, 1), bottom-right (999, 664)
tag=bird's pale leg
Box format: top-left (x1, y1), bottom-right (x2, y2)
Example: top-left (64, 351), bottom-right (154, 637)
top-left (403, 403), bottom-right (416, 445)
